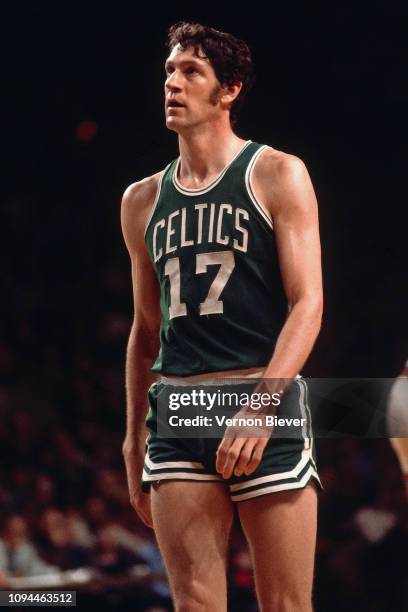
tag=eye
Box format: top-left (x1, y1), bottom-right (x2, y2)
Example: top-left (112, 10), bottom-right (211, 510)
top-left (185, 67), bottom-right (198, 76)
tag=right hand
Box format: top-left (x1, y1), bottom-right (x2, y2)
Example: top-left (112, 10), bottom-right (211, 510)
top-left (123, 445), bottom-right (153, 528)
top-left (130, 488), bottom-right (153, 528)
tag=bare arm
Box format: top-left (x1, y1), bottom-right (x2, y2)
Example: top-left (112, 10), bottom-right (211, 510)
top-left (216, 150), bottom-right (322, 479)
top-left (254, 150), bottom-right (323, 379)
top-left (121, 174), bottom-right (162, 525)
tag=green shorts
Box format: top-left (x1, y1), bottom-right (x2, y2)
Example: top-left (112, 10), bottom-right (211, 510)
top-left (142, 377), bottom-right (321, 502)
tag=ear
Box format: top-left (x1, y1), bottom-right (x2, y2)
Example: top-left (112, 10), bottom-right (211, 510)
top-left (220, 81), bottom-right (243, 109)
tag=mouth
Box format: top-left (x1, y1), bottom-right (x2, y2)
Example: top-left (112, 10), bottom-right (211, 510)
top-left (166, 100), bottom-right (185, 109)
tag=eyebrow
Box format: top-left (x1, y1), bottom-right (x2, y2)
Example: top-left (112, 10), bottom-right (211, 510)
top-left (165, 57), bottom-right (209, 70)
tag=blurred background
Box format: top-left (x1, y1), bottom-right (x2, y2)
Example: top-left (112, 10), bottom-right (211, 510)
top-left (0, 1), bottom-right (407, 610)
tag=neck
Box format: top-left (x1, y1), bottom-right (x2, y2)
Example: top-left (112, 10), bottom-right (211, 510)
top-left (177, 120), bottom-right (246, 183)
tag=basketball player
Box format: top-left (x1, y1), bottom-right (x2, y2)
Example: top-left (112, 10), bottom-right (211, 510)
top-left (122, 22), bottom-right (323, 611)
top-left (388, 362), bottom-right (408, 498)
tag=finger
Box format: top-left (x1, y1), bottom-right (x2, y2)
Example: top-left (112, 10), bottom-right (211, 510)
top-left (135, 507), bottom-right (149, 527)
top-left (221, 438), bottom-right (246, 479)
top-left (215, 432), bottom-right (236, 473)
top-left (132, 494), bottom-right (153, 528)
top-left (140, 509), bottom-right (153, 529)
top-left (138, 499), bottom-right (153, 528)
top-left (144, 499), bottom-right (154, 528)
top-left (244, 438), bottom-right (269, 475)
top-left (233, 439), bottom-right (257, 477)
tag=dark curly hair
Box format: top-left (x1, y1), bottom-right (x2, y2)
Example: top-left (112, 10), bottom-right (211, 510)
top-left (167, 22), bottom-right (254, 125)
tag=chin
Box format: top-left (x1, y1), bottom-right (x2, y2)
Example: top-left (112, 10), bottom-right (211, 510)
top-left (165, 117), bottom-right (186, 133)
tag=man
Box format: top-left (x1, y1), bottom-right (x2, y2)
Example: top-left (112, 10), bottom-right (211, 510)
top-left (388, 361), bottom-right (408, 498)
top-left (122, 22), bottom-right (323, 612)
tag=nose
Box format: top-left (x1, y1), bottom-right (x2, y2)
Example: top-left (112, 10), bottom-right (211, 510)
top-left (165, 70), bottom-right (182, 93)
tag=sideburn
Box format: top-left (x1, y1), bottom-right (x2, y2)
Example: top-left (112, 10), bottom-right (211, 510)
top-left (208, 84), bottom-right (222, 106)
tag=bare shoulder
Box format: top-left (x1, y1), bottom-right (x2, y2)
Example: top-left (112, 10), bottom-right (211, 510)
top-left (252, 147), bottom-right (317, 216)
top-left (254, 147), bottom-right (310, 188)
top-left (121, 171), bottom-right (163, 253)
top-left (121, 171), bottom-right (162, 226)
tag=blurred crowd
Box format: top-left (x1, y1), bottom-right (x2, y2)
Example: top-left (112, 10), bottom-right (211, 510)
top-left (0, 406), bottom-right (171, 609)
top-left (2, 4), bottom-right (407, 608)
top-left (0, 366), bottom-right (406, 611)
top-left (0, 190), bottom-right (406, 610)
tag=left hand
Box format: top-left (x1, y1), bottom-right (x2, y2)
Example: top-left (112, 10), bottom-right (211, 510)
top-left (215, 410), bottom-right (273, 479)
top-left (215, 378), bottom-right (290, 479)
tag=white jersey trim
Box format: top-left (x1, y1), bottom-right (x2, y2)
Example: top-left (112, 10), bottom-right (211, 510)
top-left (245, 145), bottom-right (274, 230)
top-left (172, 140), bottom-right (252, 196)
top-left (144, 164), bottom-right (170, 237)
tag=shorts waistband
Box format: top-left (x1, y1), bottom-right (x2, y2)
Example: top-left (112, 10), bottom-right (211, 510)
top-left (159, 367), bottom-right (266, 386)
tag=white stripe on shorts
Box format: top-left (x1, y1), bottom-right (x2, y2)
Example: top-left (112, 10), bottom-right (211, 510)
top-left (229, 445), bottom-right (312, 492)
top-left (231, 466), bottom-right (320, 502)
top-left (143, 466), bottom-right (223, 483)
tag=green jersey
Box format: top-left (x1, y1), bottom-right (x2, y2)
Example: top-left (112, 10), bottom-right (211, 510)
top-left (145, 141), bottom-right (287, 376)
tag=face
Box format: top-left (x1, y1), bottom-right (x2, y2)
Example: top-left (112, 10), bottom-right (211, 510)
top-left (164, 44), bottom-right (223, 132)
